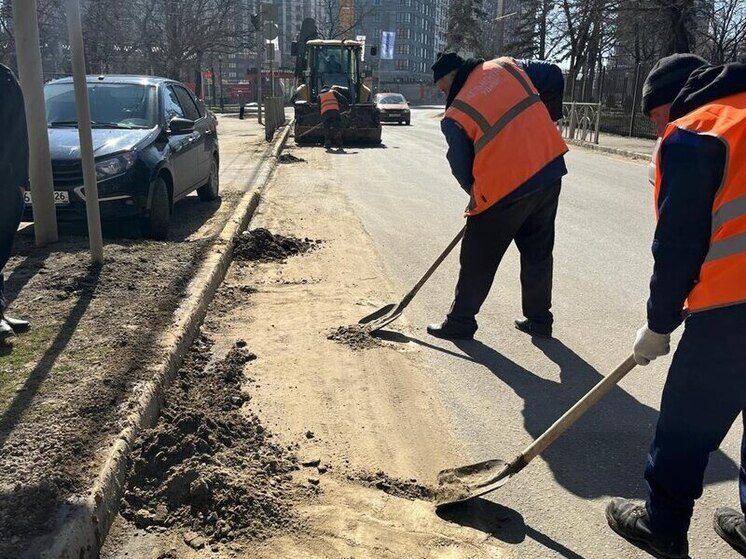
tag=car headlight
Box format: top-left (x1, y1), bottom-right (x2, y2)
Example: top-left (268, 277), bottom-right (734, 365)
top-left (96, 152), bottom-right (136, 181)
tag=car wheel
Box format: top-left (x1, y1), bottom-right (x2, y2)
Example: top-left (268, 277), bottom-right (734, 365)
top-left (197, 157), bottom-right (220, 201)
top-left (405, 119), bottom-right (411, 126)
top-left (141, 176), bottom-right (170, 240)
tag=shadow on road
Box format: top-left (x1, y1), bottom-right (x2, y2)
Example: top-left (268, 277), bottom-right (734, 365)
top-left (384, 330), bottom-right (738, 500)
top-left (437, 497), bottom-right (590, 559)
top-left (448, 337), bottom-right (738, 500)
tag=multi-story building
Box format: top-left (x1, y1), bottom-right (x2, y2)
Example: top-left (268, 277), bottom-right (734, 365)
top-left (434, 0), bottom-right (449, 55)
top-left (276, 0), bottom-right (324, 69)
top-left (355, 0), bottom-right (439, 88)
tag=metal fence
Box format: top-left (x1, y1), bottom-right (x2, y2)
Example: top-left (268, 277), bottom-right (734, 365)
top-left (565, 61), bottom-right (658, 140)
top-left (560, 102), bottom-right (601, 144)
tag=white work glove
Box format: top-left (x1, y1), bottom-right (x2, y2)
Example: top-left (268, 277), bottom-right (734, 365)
top-left (633, 325), bottom-right (671, 366)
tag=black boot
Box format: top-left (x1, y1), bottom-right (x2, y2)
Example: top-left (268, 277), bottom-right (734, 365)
top-left (0, 319), bottom-right (14, 342)
top-left (4, 315), bottom-right (30, 334)
top-left (714, 507), bottom-right (746, 556)
top-left (426, 319), bottom-right (476, 340)
top-left (606, 498), bottom-right (689, 559)
top-left (514, 318), bottom-right (552, 338)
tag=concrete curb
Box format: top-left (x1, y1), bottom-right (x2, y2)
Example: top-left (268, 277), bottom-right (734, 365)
top-left (30, 122), bottom-right (293, 559)
top-left (565, 138), bottom-right (652, 161)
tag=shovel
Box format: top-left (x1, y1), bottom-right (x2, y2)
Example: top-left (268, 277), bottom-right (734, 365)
top-left (359, 225), bottom-right (466, 332)
top-left (435, 354), bottom-right (638, 508)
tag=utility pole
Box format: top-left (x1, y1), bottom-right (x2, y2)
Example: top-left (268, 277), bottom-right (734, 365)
top-left (12, 0), bottom-right (58, 246)
top-left (64, 0), bottom-right (103, 264)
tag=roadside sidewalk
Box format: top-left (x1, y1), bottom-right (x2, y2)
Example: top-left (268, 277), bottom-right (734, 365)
top-left (0, 115), bottom-right (275, 557)
top-left (567, 131), bottom-right (657, 160)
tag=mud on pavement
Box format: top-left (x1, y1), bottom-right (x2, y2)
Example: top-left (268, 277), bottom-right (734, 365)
top-left (233, 228), bottom-right (321, 263)
top-left (121, 335), bottom-right (304, 549)
top-left (326, 324), bottom-right (382, 350)
top-left (103, 146), bottom-right (507, 559)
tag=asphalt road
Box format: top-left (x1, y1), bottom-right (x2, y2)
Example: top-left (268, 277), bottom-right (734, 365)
top-left (327, 108), bottom-right (742, 559)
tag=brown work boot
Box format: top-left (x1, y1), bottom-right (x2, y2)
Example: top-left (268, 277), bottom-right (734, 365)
top-left (606, 498), bottom-right (689, 559)
top-left (714, 507), bottom-right (746, 556)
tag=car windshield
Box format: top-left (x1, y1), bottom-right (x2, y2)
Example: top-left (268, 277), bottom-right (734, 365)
top-left (378, 94), bottom-right (406, 104)
top-left (45, 82), bottom-right (158, 129)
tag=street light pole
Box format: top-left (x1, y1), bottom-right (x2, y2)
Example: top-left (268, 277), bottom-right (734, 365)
top-left (64, 0), bottom-right (103, 264)
top-left (11, 0), bottom-right (58, 246)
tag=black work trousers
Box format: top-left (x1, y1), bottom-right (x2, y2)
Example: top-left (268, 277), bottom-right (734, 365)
top-left (645, 304), bottom-right (746, 537)
top-left (0, 186), bottom-right (23, 313)
top-left (448, 180), bottom-right (561, 328)
top-left (323, 113), bottom-right (343, 149)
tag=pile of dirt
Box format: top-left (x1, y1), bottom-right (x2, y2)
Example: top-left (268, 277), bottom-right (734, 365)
top-left (327, 325), bottom-right (381, 350)
top-left (234, 228), bottom-right (320, 263)
top-left (278, 153), bottom-right (306, 164)
top-left (347, 471), bottom-right (436, 501)
top-left (121, 335), bottom-right (301, 545)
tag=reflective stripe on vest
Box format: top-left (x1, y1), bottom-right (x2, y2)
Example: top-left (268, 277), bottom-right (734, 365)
top-left (320, 91), bottom-right (340, 115)
top-left (654, 91), bottom-right (746, 313)
top-left (443, 57), bottom-right (568, 216)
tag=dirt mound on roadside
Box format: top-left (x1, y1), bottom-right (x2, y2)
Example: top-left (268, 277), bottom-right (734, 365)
top-left (278, 153), bottom-right (306, 164)
top-left (121, 335), bottom-right (301, 544)
top-left (234, 228), bottom-right (320, 262)
top-left (327, 325), bottom-right (382, 350)
top-left (347, 471), bottom-right (436, 501)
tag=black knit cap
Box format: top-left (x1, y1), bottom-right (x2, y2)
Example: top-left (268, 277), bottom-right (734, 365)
top-left (432, 52), bottom-right (465, 83)
top-left (641, 53), bottom-right (708, 114)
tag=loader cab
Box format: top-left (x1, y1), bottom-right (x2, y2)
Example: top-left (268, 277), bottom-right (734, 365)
top-left (306, 40), bottom-right (363, 104)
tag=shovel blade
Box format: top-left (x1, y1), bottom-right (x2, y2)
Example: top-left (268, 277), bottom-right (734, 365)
top-left (359, 303), bottom-right (397, 325)
top-left (366, 309), bottom-right (404, 333)
top-left (435, 459), bottom-right (513, 508)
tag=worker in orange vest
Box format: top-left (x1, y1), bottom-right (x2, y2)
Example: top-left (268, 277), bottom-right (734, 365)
top-left (319, 86), bottom-right (347, 151)
top-left (605, 54), bottom-right (746, 558)
top-left (427, 53), bottom-right (568, 340)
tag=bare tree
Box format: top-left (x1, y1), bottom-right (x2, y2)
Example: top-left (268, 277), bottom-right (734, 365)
top-left (697, 0), bottom-right (746, 63)
top-left (502, 0), bottom-right (561, 60)
top-left (316, 0), bottom-right (375, 40)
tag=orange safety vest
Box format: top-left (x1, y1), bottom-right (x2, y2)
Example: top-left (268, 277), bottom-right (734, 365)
top-left (654, 91), bottom-right (746, 313)
top-left (320, 91), bottom-right (340, 115)
top-left (444, 57), bottom-right (568, 216)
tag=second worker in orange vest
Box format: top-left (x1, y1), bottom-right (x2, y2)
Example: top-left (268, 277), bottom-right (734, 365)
top-left (605, 54), bottom-right (746, 558)
top-left (427, 53), bottom-right (568, 340)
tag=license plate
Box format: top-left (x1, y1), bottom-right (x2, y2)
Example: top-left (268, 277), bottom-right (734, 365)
top-left (24, 191), bottom-right (70, 205)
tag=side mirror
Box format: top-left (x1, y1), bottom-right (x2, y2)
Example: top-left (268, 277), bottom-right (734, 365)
top-left (169, 117), bottom-right (195, 135)
top-left (370, 46), bottom-right (378, 57)
top-left (291, 41), bottom-right (298, 57)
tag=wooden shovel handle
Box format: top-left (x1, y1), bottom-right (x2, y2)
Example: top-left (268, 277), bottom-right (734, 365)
top-left (398, 225), bottom-right (466, 310)
top-left (512, 355), bottom-right (637, 471)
